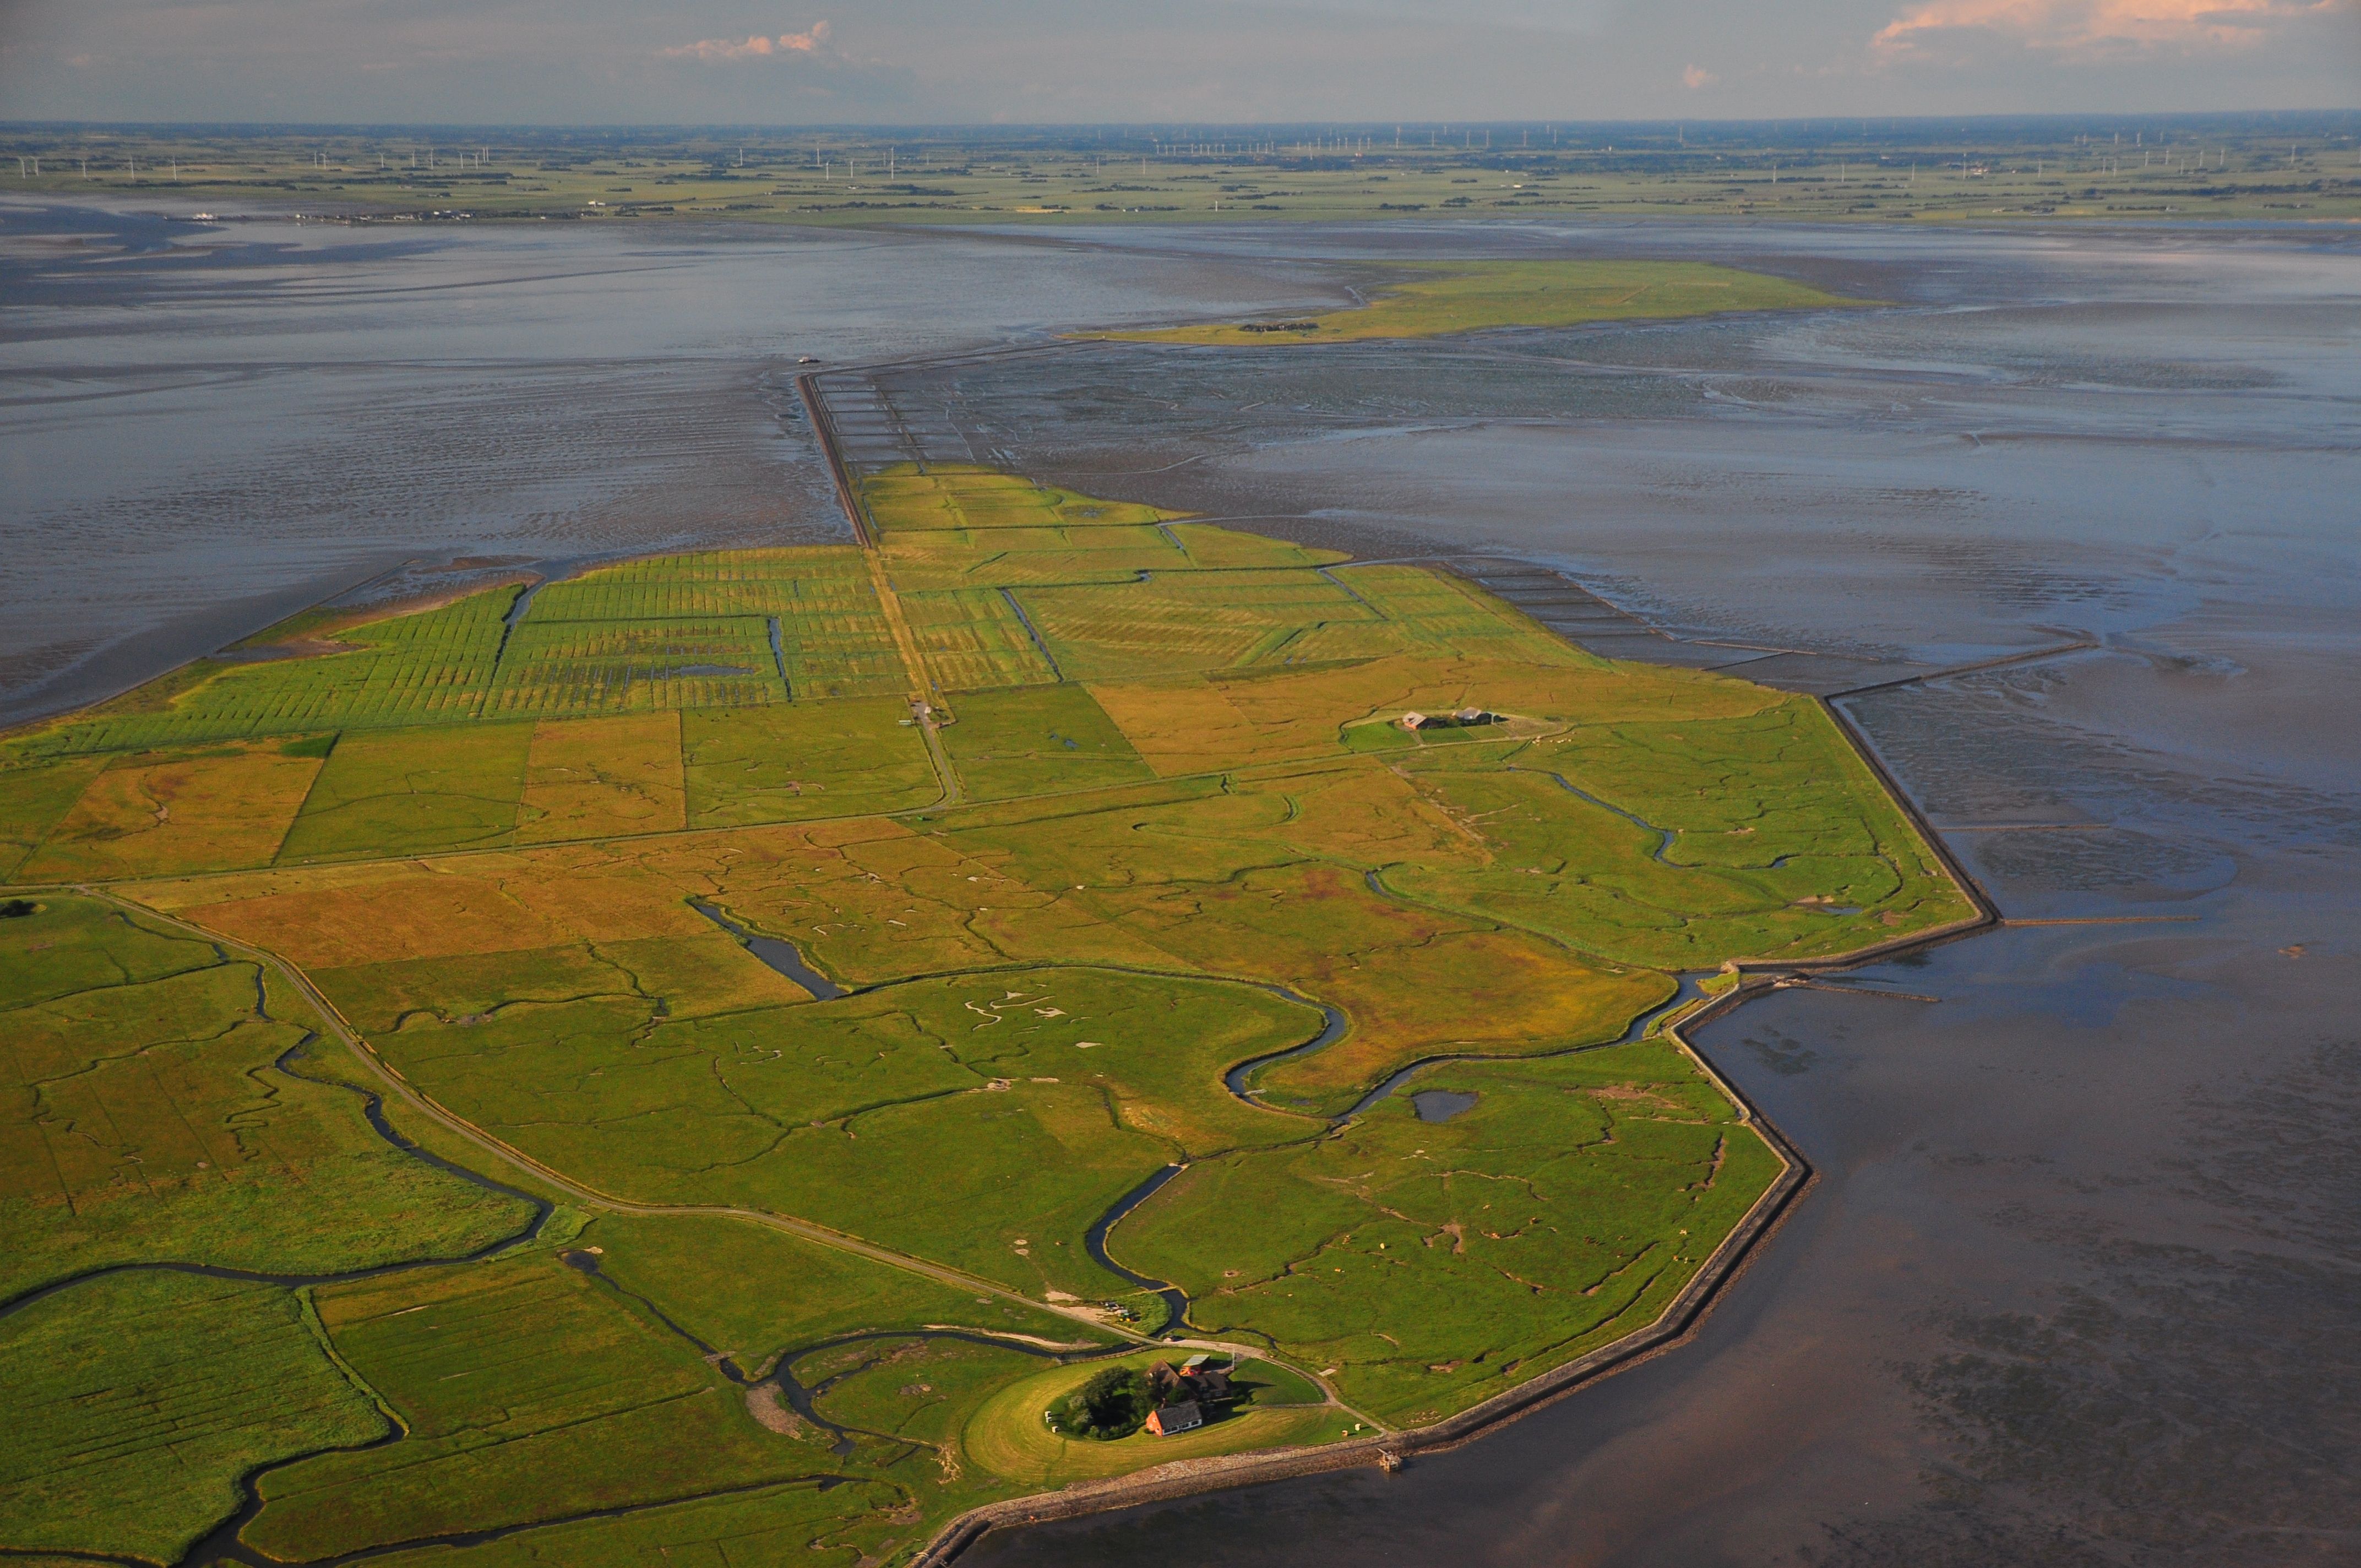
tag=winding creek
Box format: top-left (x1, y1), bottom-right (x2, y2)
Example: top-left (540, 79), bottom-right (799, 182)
top-left (1541, 771), bottom-right (1682, 864)
top-left (0, 1027), bottom-right (550, 1326)
top-left (556, 1248), bottom-right (1093, 1460)
top-left (688, 877), bottom-right (1730, 1343)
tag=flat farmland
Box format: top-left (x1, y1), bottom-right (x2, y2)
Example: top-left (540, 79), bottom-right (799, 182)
top-left (3, 449), bottom-right (1976, 1562)
top-left (935, 684), bottom-right (1157, 799)
top-left (14, 741), bottom-right (323, 880)
top-left (241, 1250), bottom-right (853, 1560)
top-left (515, 712), bottom-right (689, 842)
top-left (277, 720), bottom-right (537, 863)
top-left (485, 615), bottom-right (788, 716)
top-left (682, 698), bottom-right (938, 825)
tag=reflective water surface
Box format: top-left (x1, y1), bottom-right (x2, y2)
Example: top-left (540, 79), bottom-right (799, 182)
top-left (0, 198), bottom-right (1338, 724)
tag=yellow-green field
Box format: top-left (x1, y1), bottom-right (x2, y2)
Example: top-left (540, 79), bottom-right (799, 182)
top-left (1100, 259), bottom-right (1858, 344)
top-left (0, 463), bottom-right (1977, 1562)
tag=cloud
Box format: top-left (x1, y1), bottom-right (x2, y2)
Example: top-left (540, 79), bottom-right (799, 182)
top-left (1682, 62), bottom-right (1718, 86)
top-left (1872, 0), bottom-right (2343, 56)
top-left (662, 20), bottom-right (830, 63)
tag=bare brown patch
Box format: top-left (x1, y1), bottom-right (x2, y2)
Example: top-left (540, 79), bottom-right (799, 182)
top-left (1590, 1082), bottom-right (1684, 1114)
top-left (746, 1382), bottom-right (805, 1436)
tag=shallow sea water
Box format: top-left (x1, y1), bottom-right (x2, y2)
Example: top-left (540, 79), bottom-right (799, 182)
top-left (6, 207), bottom-right (2356, 1565)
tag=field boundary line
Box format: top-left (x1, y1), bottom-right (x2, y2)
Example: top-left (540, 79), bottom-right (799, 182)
top-left (802, 367), bottom-right (965, 811)
top-left (1822, 639), bottom-right (2099, 698)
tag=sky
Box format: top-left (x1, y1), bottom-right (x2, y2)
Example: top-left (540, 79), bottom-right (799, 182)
top-left (1, 0), bottom-right (2354, 125)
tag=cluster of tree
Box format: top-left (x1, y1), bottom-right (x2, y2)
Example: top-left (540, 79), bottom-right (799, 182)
top-left (1048, 1366), bottom-right (1152, 1441)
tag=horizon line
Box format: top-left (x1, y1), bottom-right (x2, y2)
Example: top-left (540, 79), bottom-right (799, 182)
top-left (4, 108), bottom-right (2357, 136)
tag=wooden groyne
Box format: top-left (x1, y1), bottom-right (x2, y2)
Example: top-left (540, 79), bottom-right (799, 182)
top-left (797, 370), bottom-right (873, 549)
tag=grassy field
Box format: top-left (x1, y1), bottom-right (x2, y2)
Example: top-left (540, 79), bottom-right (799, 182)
top-left (683, 699), bottom-right (938, 825)
top-left (1101, 259), bottom-right (1858, 344)
top-left (15, 742), bottom-right (324, 880)
top-left (575, 1212), bottom-right (1107, 1371)
top-left (935, 684), bottom-right (1157, 801)
top-left (0, 895), bottom-right (532, 1301)
top-left (0, 1271), bottom-right (388, 1562)
top-left (318, 962), bottom-right (1329, 1301)
top-left (0, 894), bottom-right (546, 1558)
top-left (515, 712), bottom-right (688, 841)
top-left (2, 459), bottom-right (1976, 1563)
top-left (352, 1479), bottom-right (911, 1568)
top-left (278, 721), bottom-right (536, 862)
top-left (795, 1333), bottom-right (1056, 1457)
top-left (1122, 1041), bottom-right (1781, 1422)
top-left (9, 123), bottom-right (2354, 228)
top-left (241, 1249), bottom-right (856, 1560)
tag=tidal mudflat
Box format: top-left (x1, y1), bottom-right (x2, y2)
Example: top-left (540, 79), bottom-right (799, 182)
top-left (0, 197), bottom-right (1341, 728)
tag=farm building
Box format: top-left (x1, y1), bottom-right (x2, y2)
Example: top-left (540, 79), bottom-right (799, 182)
top-left (1145, 1400), bottom-right (1203, 1436)
top-left (1399, 707), bottom-right (1500, 732)
top-left (1149, 1355), bottom-right (1233, 1403)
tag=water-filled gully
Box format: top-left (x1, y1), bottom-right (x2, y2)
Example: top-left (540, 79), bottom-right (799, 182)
top-left (1543, 772), bottom-right (1680, 864)
top-left (1081, 1166), bottom-right (1193, 1330)
top-left (1411, 1090), bottom-right (1479, 1123)
top-left (998, 587), bottom-right (1063, 679)
top-left (690, 899), bottom-right (847, 1000)
top-left (556, 1249), bottom-right (1088, 1461)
